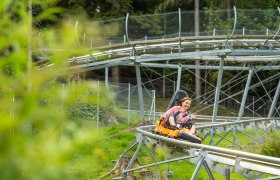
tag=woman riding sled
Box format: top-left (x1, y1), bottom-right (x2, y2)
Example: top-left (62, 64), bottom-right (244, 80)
top-left (160, 97), bottom-right (196, 135)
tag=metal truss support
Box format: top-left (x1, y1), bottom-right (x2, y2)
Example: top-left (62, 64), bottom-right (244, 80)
top-left (259, 175), bottom-right (280, 180)
top-left (201, 129), bottom-right (210, 142)
top-left (135, 63), bottom-right (145, 120)
top-left (203, 160), bottom-right (215, 180)
top-left (209, 128), bottom-right (215, 145)
top-left (127, 62), bottom-right (280, 71)
top-left (191, 154), bottom-right (206, 180)
top-left (191, 152), bottom-right (214, 180)
top-left (268, 79), bottom-right (280, 118)
top-left (238, 69), bottom-right (253, 121)
top-left (143, 140), bottom-right (159, 163)
top-left (120, 139), bottom-right (139, 159)
top-left (214, 130), bottom-right (233, 145)
top-left (235, 157), bottom-right (263, 179)
top-left (214, 129), bottom-right (242, 148)
top-left (259, 176), bottom-right (280, 180)
top-left (123, 138), bottom-right (145, 175)
top-left (255, 124), bottom-right (271, 135)
top-left (121, 136), bottom-right (199, 175)
top-left (269, 120), bottom-right (280, 129)
top-left (166, 163), bottom-right (172, 178)
top-left (176, 64), bottom-right (182, 91)
top-left (204, 155), bottom-right (233, 179)
top-left (212, 56), bottom-right (225, 122)
top-left (124, 154), bottom-right (198, 175)
top-left (251, 121), bottom-right (262, 141)
top-left (232, 127), bottom-right (241, 148)
top-left (235, 128), bottom-right (263, 143)
top-left (201, 128), bottom-right (215, 145)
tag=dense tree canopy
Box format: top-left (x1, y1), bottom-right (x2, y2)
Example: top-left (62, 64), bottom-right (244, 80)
top-left (53, 0), bottom-right (280, 20)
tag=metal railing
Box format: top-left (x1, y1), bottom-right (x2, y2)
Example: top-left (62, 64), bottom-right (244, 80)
top-left (117, 118), bottom-right (280, 179)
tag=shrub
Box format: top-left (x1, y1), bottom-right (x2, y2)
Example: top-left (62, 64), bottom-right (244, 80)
top-left (260, 131), bottom-right (280, 158)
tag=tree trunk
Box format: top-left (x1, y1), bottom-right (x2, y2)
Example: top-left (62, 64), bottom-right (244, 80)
top-left (112, 66), bottom-right (119, 84)
top-left (227, 0), bottom-right (231, 19)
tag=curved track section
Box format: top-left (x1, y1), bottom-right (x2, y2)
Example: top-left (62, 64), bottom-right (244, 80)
top-left (117, 118), bottom-right (280, 179)
top-left (67, 36), bottom-right (280, 72)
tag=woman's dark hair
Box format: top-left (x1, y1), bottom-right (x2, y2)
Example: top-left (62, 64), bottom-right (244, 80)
top-left (176, 97), bottom-right (192, 106)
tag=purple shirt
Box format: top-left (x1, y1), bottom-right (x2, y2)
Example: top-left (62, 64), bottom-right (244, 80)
top-left (160, 106), bottom-right (190, 123)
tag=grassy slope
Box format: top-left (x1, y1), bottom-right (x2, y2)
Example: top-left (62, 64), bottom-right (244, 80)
top-left (89, 123), bottom-right (260, 179)
top-left (74, 100), bottom-right (266, 179)
top-left (82, 128), bottom-right (264, 179)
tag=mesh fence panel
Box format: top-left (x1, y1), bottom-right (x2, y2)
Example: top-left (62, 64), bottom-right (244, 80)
top-left (78, 17), bottom-right (126, 48)
top-left (75, 9), bottom-right (279, 48)
top-left (109, 82), bottom-right (155, 112)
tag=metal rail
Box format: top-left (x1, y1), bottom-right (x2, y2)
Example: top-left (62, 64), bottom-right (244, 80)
top-left (137, 122), bottom-right (280, 165)
top-left (116, 118), bottom-right (280, 179)
top-left (65, 37), bottom-right (280, 65)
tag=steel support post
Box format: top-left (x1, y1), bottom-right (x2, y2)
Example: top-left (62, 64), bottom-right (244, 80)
top-left (209, 128), bottom-right (215, 145)
top-left (105, 66), bottom-right (109, 87)
top-left (268, 79), bottom-right (280, 118)
top-left (203, 161), bottom-right (215, 180)
top-left (123, 139), bottom-right (144, 175)
top-left (237, 69), bottom-right (253, 121)
top-left (226, 168), bottom-right (231, 180)
top-left (232, 127), bottom-right (241, 147)
top-left (152, 90), bottom-right (156, 121)
top-left (128, 83), bottom-right (131, 123)
top-left (178, 8), bottom-right (181, 53)
top-left (212, 56), bottom-right (225, 122)
top-left (178, 8), bottom-right (181, 38)
top-left (120, 139), bottom-right (138, 159)
top-left (135, 63), bottom-right (145, 120)
top-left (230, 6), bottom-right (237, 38)
top-left (176, 64), bottom-right (182, 91)
top-left (191, 155), bottom-right (206, 180)
top-left (125, 13), bottom-right (130, 43)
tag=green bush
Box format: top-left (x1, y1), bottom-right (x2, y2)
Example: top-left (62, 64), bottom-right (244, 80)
top-left (0, 1), bottom-right (116, 179)
top-left (260, 131), bottom-right (280, 158)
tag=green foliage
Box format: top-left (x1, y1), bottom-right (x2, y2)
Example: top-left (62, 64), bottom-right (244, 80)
top-left (56, 0), bottom-right (134, 19)
top-left (203, 4), bottom-right (232, 32)
top-left (0, 1), bottom-right (116, 179)
top-left (97, 123), bottom-right (254, 179)
top-left (260, 131), bottom-right (280, 158)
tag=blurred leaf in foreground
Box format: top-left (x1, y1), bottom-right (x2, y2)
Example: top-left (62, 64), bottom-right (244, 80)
top-left (0, 0), bottom-right (115, 179)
